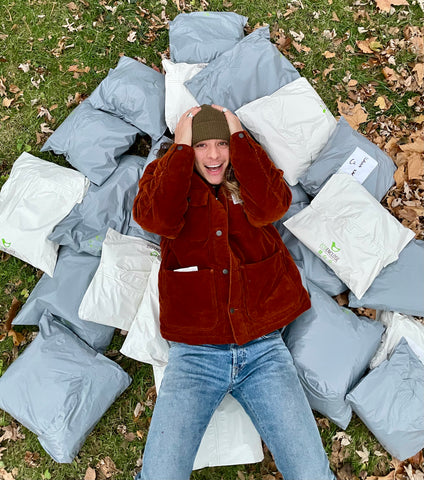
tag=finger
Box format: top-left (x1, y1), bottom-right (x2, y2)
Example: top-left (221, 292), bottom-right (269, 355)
top-left (211, 104), bottom-right (228, 114)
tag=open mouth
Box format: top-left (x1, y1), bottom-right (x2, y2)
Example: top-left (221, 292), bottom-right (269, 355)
top-left (205, 163), bottom-right (223, 173)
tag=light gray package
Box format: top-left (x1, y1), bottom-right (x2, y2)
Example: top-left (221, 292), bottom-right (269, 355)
top-left (348, 239), bottom-right (424, 317)
top-left (283, 279), bottom-right (384, 429)
top-left (0, 312), bottom-right (131, 463)
top-left (169, 11), bottom-right (248, 63)
top-left (12, 246), bottom-right (114, 353)
top-left (184, 26), bottom-right (300, 113)
top-left (274, 202), bottom-right (347, 296)
top-left (346, 338), bottom-right (424, 460)
top-left (298, 117), bottom-right (396, 201)
top-left (49, 154), bottom-right (146, 256)
top-left (89, 56), bottom-right (166, 140)
top-left (288, 182), bottom-right (310, 204)
top-left (40, 100), bottom-right (140, 186)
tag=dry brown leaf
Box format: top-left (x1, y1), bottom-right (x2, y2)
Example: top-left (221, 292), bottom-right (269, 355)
top-left (357, 37), bottom-right (377, 54)
top-left (374, 0), bottom-right (409, 12)
top-left (24, 451), bottom-right (40, 467)
top-left (0, 468), bottom-right (16, 480)
top-left (323, 51), bottom-right (336, 58)
top-left (84, 466), bottom-right (96, 480)
top-left (413, 64), bottom-right (424, 87)
top-left (394, 164), bottom-right (407, 187)
top-left (337, 101), bottom-right (368, 130)
top-left (2, 97), bottom-right (13, 107)
top-left (323, 64), bottom-right (335, 77)
top-left (8, 329), bottom-right (26, 347)
top-left (96, 457), bottom-right (119, 479)
top-left (408, 154), bottom-right (424, 179)
top-left (4, 297), bottom-right (21, 331)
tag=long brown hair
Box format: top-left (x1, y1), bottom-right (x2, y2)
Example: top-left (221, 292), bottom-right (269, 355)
top-left (156, 142), bottom-right (242, 202)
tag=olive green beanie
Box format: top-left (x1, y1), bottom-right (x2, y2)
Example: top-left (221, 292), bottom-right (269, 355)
top-left (191, 104), bottom-right (231, 146)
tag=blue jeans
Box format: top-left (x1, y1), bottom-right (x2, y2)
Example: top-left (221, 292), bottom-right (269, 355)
top-left (136, 331), bottom-right (336, 480)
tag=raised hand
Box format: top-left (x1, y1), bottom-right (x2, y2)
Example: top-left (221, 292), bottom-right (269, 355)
top-left (211, 104), bottom-right (243, 135)
top-left (174, 106), bottom-right (201, 146)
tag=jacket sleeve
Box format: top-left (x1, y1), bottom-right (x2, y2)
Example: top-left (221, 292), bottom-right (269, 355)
top-left (132, 143), bottom-right (195, 238)
top-left (230, 131), bottom-right (292, 227)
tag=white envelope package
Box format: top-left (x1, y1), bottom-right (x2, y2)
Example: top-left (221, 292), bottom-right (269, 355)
top-left (78, 228), bottom-right (161, 331)
top-left (283, 174), bottom-right (415, 299)
top-left (162, 59), bottom-right (207, 133)
top-left (235, 77), bottom-right (337, 186)
top-left (0, 152), bottom-right (89, 277)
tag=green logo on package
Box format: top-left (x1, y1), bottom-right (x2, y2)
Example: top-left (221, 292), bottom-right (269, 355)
top-left (1, 238), bottom-right (11, 248)
top-left (331, 241), bottom-right (341, 253)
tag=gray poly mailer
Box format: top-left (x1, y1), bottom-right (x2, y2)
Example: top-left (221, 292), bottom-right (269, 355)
top-left (283, 279), bottom-right (384, 429)
top-left (346, 338), bottom-right (424, 461)
top-left (12, 245), bottom-right (114, 353)
top-left (298, 116), bottom-right (396, 201)
top-left (0, 312), bottom-right (131, 463)
top-left (41, 100), bottom-right (140, 186)
top-left (348, 239), bottom-right (424, 317)
top-left (169, 11), bottom-right (248, 63)
top-left (49, 154), bottom-right (146, 256)
top-left (185, 26), bottom-right (300, 113)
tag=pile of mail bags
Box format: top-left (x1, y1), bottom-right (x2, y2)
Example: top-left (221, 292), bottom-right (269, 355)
top-left (0, 10), bottom-right (423, 467)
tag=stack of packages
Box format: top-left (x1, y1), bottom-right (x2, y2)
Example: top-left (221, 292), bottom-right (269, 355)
top-left (0, 11), bottom-right (423, 466)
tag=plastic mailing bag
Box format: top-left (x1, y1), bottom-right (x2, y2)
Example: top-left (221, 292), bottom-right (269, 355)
top-left (169, 11), bottom-right (248, 63)
top-left (0, 152), bottom-right (89, 277)
top-left (0, 312), bottom-right (131, 463)
top-left (370, 311), bottom-right (424, 369)
top-left (283, 279), bottom-right (384, 429)
top-left (346, 338), bottom-right (424, 461)
top-left (185, 26), bottom-right (300, 113)
top-left (79, 228), bottom-right (161, 331)
top-left (298, 116), bottom-right (396, 201)
top-left (89, 56), bottom-right (166, 140)
top-left (41, 100), bottom-right (140, 186)
top-left (283, 174), bottom-right (415, 299)
top-left (236, 77), bottom-right (337, 186)
top-left (348, 239), bottom-right (424, 317)
top-left (274, 202), bottom-right (347, 296)
top-left (49, 154), bottom-right (146, 256)
top-left (121, 264), bottom-right (264, 470)
top-left (162, 59), bottom-right (207, 133)
top-left (12, 246), bottom-right (114, 353)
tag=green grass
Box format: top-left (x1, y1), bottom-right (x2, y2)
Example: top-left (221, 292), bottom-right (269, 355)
top-left (1, 0), bottom-right (423, 478)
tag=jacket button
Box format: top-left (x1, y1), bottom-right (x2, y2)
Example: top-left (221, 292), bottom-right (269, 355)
top-left (222, 269), bottom-right (229, 274)
top-left (177, 145), bottom-right (183, 150)
top-left (230, 308), bottom-right (235, 314)
top-left (238, 132), bottom-right (244, 138)
top-left (216, 230), bottom-right (223, 236)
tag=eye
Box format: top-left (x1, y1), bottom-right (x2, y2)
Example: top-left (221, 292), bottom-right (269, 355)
top-left (194, 143), bottom-right (206, 149)
top-left (218, 141), bottom-right (229, 148)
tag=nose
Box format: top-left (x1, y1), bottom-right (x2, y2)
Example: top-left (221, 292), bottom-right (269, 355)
top-left (207, 144), bottom-right (219, 159)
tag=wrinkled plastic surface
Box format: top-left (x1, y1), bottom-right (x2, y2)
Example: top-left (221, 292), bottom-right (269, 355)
top-left (236, 77), bottom-right (337, 186)
top-left (169, 11), bottom-right (248, 63)
top-left (274, 202), bottom-right (347, 296)
top-left (348, 239), bottom-right (424, 316)
top-left (347, 338), bottom-right (424, 460)
top-left (49, 154), bottom-right (146, 256)
top-left (185, 27), bottom-right (300, 113)
top-left (163, 59), bottom-right (207, 133)
top-left (298, 116), bottom-right (396, 201)
top-left (89, 56), bottom-right (166, 140)
top-left (284, 174), bottom-right (415, 299)
top-left (370, 311), bottom-right (424, 369)
top-left (0, 152), bottom-right (89, 277)
top-left (41, 100), bottom-right (140, 186)
top-left (283, 279), bottom-right (384, 429)
top-left (12, 246), bottom-right (114, 353)
top-left (79, 228), bottom-right (161, 331)
top-left (0, 312), bottom-right (131, 463)
top-left (122, 264), bottom-right (264, 469)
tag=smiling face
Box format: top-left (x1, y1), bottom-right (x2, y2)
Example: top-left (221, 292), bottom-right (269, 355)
top-left (193, 139), bottom-right (230, 185)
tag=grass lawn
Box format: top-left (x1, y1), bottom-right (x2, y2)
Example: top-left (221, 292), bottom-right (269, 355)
top-left (0, 0), bottom-right (423, 479)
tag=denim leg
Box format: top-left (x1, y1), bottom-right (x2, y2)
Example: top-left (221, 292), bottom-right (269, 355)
top-left (136, 343), bottom-right (231, 480)
top-left (231, 333), bottom-right (336, 480)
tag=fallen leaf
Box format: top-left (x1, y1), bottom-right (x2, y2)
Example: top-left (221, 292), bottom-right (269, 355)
top-left (0, 468), bottom-right (15, 480)
top-left (4, 297), bottom-right (21, 331)
top-left (356, 446), bottom-right (370, 464)
top-left (24, 451), bottom-right (40, 467)
top-left (127, 31), bottom-right (137, 43)
top-left (323, 51), bottom-right (336, 58)
top-left (84, 466), bottom-right (96, 480)
top-left (408, 154), bottom-right (424, 179)
top-left (2, 97), bottom-right (13, 107)
top-left (374, 0), bottom-right (409, 12)
top-left (96, 456), bottom-right (119, 479)
top-left (374, 95), bottom-right (392, 111)
top-left (337, 101), bottom-right (368, 130)
top-left (18, 62), bottom-right (30, 73)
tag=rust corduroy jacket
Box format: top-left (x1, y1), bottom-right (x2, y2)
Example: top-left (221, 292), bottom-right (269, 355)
top-left (133, 131), bottom-right (311, 345)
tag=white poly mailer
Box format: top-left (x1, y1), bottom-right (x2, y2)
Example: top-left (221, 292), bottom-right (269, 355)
top-left (162, 59), bottom-right (207, 133)
top-left (121, 264), bottom-right (264, 469)
top-left (236, 77), bottom-right (337, 186)
top-left (0, 152), bottom-right (89, 277)
top-left (371, 311), bottom-right (424, 369)
top-left (79, 228), bottom-right (161, 331)
top-left (283, 174), bottom-right (415, 299)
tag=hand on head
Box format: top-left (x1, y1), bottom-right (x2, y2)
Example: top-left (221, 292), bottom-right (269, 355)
top-left (174, 105), bottom-right (243, 146)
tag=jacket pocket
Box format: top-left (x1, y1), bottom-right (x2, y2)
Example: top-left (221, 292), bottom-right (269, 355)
top-left (160, 268), bottom-right (219, 332)
top-left (241, 250), bottom-right (298, 318)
